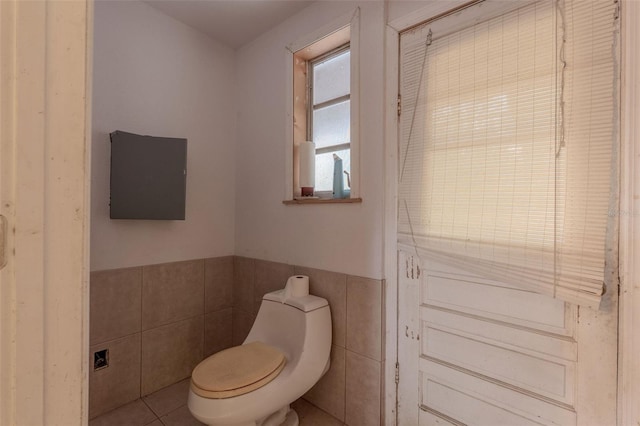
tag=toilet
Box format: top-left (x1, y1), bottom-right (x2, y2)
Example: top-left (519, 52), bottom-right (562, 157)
top-left (188, 275), bottom-right (332, 426)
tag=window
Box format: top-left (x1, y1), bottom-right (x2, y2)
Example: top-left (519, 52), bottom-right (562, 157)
top-left (308, 46), bottom-right (351, 194)
top-left (285, 10), bottom-right (360, 203)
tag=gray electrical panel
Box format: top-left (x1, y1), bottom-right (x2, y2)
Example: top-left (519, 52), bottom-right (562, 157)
top-left (109, 130), bottom-right (187, 220)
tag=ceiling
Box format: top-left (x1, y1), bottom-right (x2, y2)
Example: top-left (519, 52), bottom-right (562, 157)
top-left (144, 0), bottom-right (315, 49)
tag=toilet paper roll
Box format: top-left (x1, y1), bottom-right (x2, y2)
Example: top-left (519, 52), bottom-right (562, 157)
top-left (299, 141), bottom-right (315, 189)
top-left (285, 275), bottom-right (309, 298)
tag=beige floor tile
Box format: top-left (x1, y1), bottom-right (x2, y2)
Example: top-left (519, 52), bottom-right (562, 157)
top-left (142, 378), bottom-right (191, 417)
top-left (160, 404), bottom-right (206, 426)
top-left (89, 399), bottom-right (156, 426)
top-left (293, 398), bottom-right (345, 426)
top-left (144, 420), bottom-right (163, 426)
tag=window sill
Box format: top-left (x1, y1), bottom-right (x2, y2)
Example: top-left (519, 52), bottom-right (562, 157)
top-left (283, 197), bottom-right (362, 205)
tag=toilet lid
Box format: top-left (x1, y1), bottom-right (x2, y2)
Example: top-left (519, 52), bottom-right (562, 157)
top-left (190, 341), bottom-right (286, 399)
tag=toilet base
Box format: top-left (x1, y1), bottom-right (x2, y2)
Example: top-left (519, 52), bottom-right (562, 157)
top-left (261, 406), bottom-right (298, 426)
top-left (281, 409), bottom-right (299, 426)
top-left (203, 406), bottom-right (298, 426)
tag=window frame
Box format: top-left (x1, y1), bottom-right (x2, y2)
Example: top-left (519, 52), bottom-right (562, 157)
top-left (307, 43), bottom-right (351, 146)
top-left (307, 43), bottom-right (351, 195)
top-left (284, 9), bottom-right (360, 201)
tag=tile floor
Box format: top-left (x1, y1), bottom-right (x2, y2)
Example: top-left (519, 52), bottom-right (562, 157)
top-left (89, 378), bottom-right (345, 426)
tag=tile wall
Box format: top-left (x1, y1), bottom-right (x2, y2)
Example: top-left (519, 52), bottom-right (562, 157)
top-left (233, 258), bottom-right (385, 426)
top-left (89, 257), bottom-right (234, 418)
top-left (89, 256), bottom-right (385, 425)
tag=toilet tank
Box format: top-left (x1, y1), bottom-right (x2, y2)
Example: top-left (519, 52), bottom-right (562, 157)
top-left (244, 289), bottom-right (331, 365)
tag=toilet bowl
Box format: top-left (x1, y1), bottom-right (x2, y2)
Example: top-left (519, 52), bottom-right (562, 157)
top-left (188, 275), bottom-right (332, 426)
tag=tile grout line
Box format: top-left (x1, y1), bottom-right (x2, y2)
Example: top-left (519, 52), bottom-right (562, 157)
top-left (140, 398), bottom-right (161, 424)
top-left (344, 274), bottom-right (349, 424)
top-left (231, 256), bottom-right (238, 344)
top-left (201, 259), bottom-right (206, 362)
top-left (90, 330), bottom-right (141, 349)
top-left (140, 266), bottom-right (145, 399)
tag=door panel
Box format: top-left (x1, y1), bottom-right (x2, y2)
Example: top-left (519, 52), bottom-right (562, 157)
top-left (398, 247), bottom-right (617, 425)
top-left (422, 272), bottom-right (572, 335)
top-left (423, 375), bottom-right (555, 426)
top-left (422, 308), bottom-right (576, 361)
top-left (422, 326), bottom-right (575, 403)
top-left (421, 361), bottom-right (577, 426)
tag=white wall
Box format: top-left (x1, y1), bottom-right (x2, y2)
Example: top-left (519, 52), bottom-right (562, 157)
top-left (91, 0), bottom-right (237, 271)
top-left (387, 0), bottom-right (434, 24)
top-left (234, 1), bottom-right (386, 279)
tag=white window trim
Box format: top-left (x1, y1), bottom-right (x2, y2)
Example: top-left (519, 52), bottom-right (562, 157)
top-left (284, 8), bottom-right (360, 201)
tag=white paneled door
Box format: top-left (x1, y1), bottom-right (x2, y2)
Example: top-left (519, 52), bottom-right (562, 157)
top-left (397, 249), bottom-right (617, 425)
top-left (396, 1), bottom-right (619, 424)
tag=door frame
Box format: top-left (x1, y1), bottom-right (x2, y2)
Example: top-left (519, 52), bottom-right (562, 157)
top-left (0, 0), bottom-right (92, 424)
top-left (383, 1), bottom-right (640, 425)
top-left (618, 1), bottom-right (640, 425)
top-left (384, 4), bottom-right (496, 423)
top-left (383, 4), bottom-right (468, 423)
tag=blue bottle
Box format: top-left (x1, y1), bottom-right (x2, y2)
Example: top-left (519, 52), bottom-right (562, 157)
top-left (332, 154), bottom-right (344, 199)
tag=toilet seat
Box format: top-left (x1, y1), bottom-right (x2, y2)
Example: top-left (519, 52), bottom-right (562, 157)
top-left (190, 341), bottom-right (286, 399)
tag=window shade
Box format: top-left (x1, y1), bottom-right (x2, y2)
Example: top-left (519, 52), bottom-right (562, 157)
top-left (398, 0), bottom-right (619, 308)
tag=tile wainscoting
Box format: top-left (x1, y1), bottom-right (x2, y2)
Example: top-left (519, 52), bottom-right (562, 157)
top-left (89, 257), bottom-right (234, 418)
top-left (89, 256), bottom-right (385, 425)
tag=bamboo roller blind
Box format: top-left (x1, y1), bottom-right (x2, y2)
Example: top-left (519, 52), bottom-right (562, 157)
top-left (398, 0), bottom-right (619, 308)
